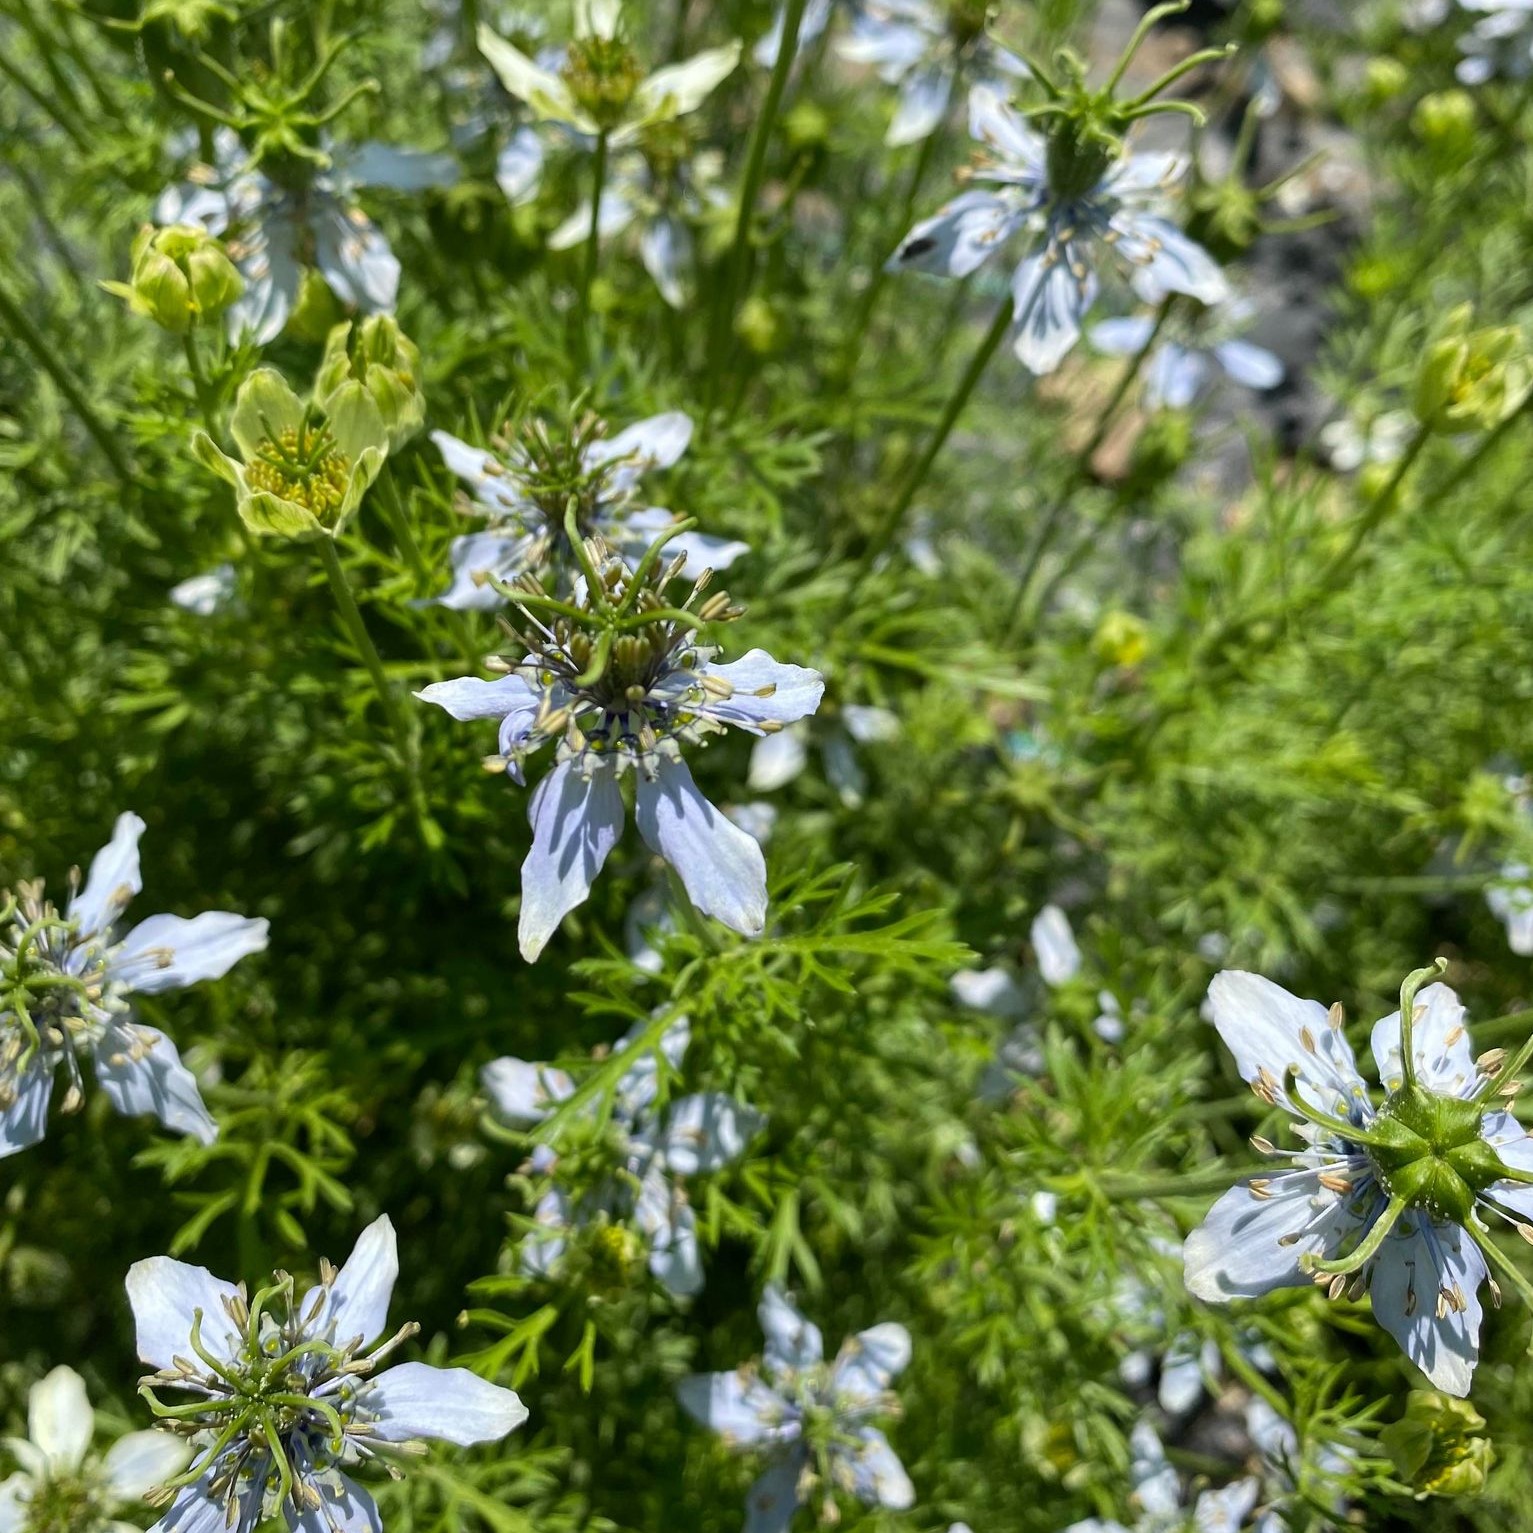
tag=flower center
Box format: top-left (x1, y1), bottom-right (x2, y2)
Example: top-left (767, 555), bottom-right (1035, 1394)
top-left (247, 423), bottom-right (351, 516)
top-left (23, 1475), bottom-right (104, 1533)
top-left (562, 35), bottom-right (644, 130)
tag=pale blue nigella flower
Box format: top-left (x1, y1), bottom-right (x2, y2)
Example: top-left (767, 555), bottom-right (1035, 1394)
top-left (483, 1013), bottom-right (765, 1295)
top-left (156, 128), bottom-right (458, 344)
top-left (838, 0), bottom-right (1029, 146)
top-left (128, 1215), bottom-right (527, 1533)
top-left (1457, 0), bottom-right (1533, 83)
top-left (429, 410), bottom-right (747, 607)
top-left (1182, 973), bottom-right (1533, 1395)
top-left (891, 86), bottom-right (1228, 374)
top-left (1090, 299), bottom-right (1283, 411)
top-left (0, 812), bottom-right (268, 1157)
top-left (678, 1286), bottom-right (914, 1532)
top-left (170, 563), bottom-right (238, 616)
top-left (415, 553), bottom-right (825, 960)
top-left (748, 703), bottom-right (899, 807)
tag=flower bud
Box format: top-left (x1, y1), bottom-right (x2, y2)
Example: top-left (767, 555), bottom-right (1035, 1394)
top-left (315, 316), bottom-right (426, 451)
top-left (1380, 1390), bottom-right (1494, 1499)
top-left (102, 223), bottom-right (243, 334)
top-left (1412, 304), bottom-right (1531, 434)
top-left (1092, 611), bottom-right (1150, 669)
top-left (735, 296), bottom-right (783, 355)
top-left (1412, 89), bottom-right (1478, 165)
top-left (1363, 56), bottom-right (1410, 109)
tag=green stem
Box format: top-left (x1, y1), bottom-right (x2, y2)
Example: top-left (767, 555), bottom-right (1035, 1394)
top-left (1004, 296), bottom-right (1175, 643)
top-left (316, 536), bottom-right (408, 746)
top-left (376, 472), bottom-right (480, 668)
top-left (862, 296), bottom-right (1015, 569)
top-left (1312, 422), bottom-right (1432, 594)
top-left (182, 329), bottom-right (222, 443)
top-left (578, 130), bottom-right (609, 360)
top-left (1064, 1163), bottom-right (1251, 1201)
top-left (708, 0), bottom-right (807, 406)
top-left (0, 272), bottom-right (138, 486)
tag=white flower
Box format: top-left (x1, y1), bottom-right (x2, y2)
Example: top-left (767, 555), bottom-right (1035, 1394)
top-left (1486, 860), bottom-right (1533, 955)
top-left (838, 0), bottom-right (1029, 146)
top-left (1031, 904), bottom-right (1081, 986)
top-left (128, 1215), bottom-right (527, 1533)
top-left (156, 129), bottom-right (457, 344)
top-left (0, 812), bottom-right (268, 1157)
top-left (483, 1013), bottom-right (764, 1296)
top-left (169, 564), bottom-right (238, 617)
top-left (1182, 972), bottom-right (1533, 1395)
top-left (891, 86), bottom-right (1227, 374)
top-left (428, 409), bottom-right (746, 608)
top-left (1457, 0), bottom-right (1533, 83)
top-left (1091, 299), bottom-right (1283, 411)
top-left (0, 1366), bottom-right (190, 1533)
top-left (747, 704), bottom-right (899, 807)
top-left (478, 2), bottom-right (740, 147)
top-left (678, 1286), bottom-right (914, 1532)
top-left (1316, 408), bottom-right (1413, 473)
top-left (416, 553), bottom-right (824, 961)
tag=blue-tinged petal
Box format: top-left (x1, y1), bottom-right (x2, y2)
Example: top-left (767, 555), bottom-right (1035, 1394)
top-left (109, 912), bottom-right (268, 995)
top-left (759, 1285), bottom-right (823, 1373)
top-left (641, 520), bottom-right (750, 579)
top-left (1031, 904), bottom-right (1081, 985)
top-left (1128, 216), bottom-right (1229, 305)
top-left (676, 1370), bottom-right (797, 1445)
top-left (831, 1322), bottom-right (911, 1402)
top-left (363, 1361), bottom-right (528, 1444)
top-left (482, 1057), bottom-right (575, 1125)
top-left (1480, 1108), bottom-right (1533, 1220)
top-left (1368, 1218), bottom-right (1484, 1396)
top-left (91, 1023), bottom-right (217, 1145)
top-left (639, 214), bottom-right (693, 307)
top-left (313, 203), bottom-right (400, 313)
top-left (838, 13), bottom-right (929, 80)
top-left (431, 430), bottom-right (535, 517)
top-left (1145, 343), bottom-right (1208, 410)
top-left (744, 1454), bottom-right (805, 1533)
top-left (1091, 315), bottom-right (1157, 357)
top-left (548, 185), bottom-right (640, 250)
top-left (1370, 983), bottom-right (1476, 1098)
top-left (1183, 1174), bottom-right (1353, 1301)
top-left (69, 811), bottom-right (145, 940)
top-left (748, 725), bottom-right (811, 792)
top-left (0, 1062), bottom-right (56, 1158)
top-left (585, 411), bottom-right (694, 487)
top-left (496, 126), bottom-right (546, 206)
top-left (287, 1470), bottom-right (381, 1533)
top-left (754, 0), bottom-right (832, 68)
top-left (225, 214), bottom-right (300, 345)
top-left (1193, 1476), bottom-right (1261, 1533)
top-left (317, 1215), bottom-right (398, 1349)
top-left (338, 142), bottom-right (459, 192)
top-left (125, 1258), bottom-right (243, 1371)
top-left (155, 182), bottom-right (233, 234)
top-left (149, 1480), bottom-right (239, 1533)
top-left (519, 761), bottom-right (626, 961)
top-left (611, 1013), bottom-right (691, 1121)
top-left (655, 1092), bottom-right (765, 1174)
top-left (1204, 971), bottom-right (1368, 1120)
top-left (520, 1188), bottom-right (573, 1277)
top-left (1011, 247), bottom-right (1096, 375)
top-left (102, 1429), bottom-right (193, 1501)
top-left (426, 532), bottom-right (537, 610)
top-left (843, 1426), bottom-right (914, 1509)
top-left (637, 1169), bottom-right (704, 1296)
top-left (1214, 338), bottom-right (1284, 390)
top-left (889, 189), bottom-right (1023, 278)
top-left (635, 758), bottom-right (767, 938)
top-left (887, 62), bottom-right (952, 146)
top-left (967, 83), bottom-right (1047, 176)
top-left (698, 650), bottom-right (825, 733)
top-left (415, 671), bottom-right (540, 721)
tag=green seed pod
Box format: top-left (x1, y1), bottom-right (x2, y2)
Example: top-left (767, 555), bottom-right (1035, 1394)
top-left (1380, 1390), bottom-right (1494, 1499)
top-left (315, 316), bottom-right (427, 451)
top-left (102, 223), bottom-right (243, 334)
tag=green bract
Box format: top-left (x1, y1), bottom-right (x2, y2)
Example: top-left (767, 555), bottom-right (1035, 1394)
top-left (1413, 305), bottom-right (1532, 434)
top-left (193, 368), bottom-right (388, 540)
top-left (1381, 1391), bottom-right (1494, 1499)
top-left (315, 316), bottom-right (426, 451)
top-left (100, 222), bottom-right (243, 334)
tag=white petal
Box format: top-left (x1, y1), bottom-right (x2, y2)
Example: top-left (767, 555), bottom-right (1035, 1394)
top-left (341, 142), bottom-right (458, 192)
top-left (1368, 1218), bottom-right (1484, 1396)
top-left (1194, 1477), bottom-right (1261, 1533)
top-left (110, 911), bottom-right (268, 995)
top-left (759, 1285), bottom-right (823, 1373)
top-left (0, 1064), bottom-right (55, 1158)
top-left (1205, 970), bottom-right (1368, 1119)
top-left (125, 1258), bottom-right (243, 1372)
top-left (92, 1023), bottom-right (218, 1145)
top-left (69, 811), bottom-right (145, 939)
top-left (967, 83), bottom-right (1047, 171)
top-left (951, 966), bottom-right (1025, 1018)
top-left (414, 672), bottom-right (540, 722)
top-left (639, 215), bottom-right (693, 308)
top-left (676, 1371), bottom-right (794, 1445)
top-left (427, 533), bottom-right (535, 610)
top-left (639, 1175), bottom-right (704, 1296)
top-left (832, 1322), bottom-right (911, 1401)
top-left (890, 189), bottom-right (1021, 279)
top-left (482, 1058), bottom-right (576, 1125)
top-left (477, 27), bottom-right (585, 126)
top-left (744, 1455), bottom-right (804, 1533)
top-left (838, 14), bottom-right (928, 77)
top-left (518, 761), bottom-right (626, 961)
top-left (1011, 247), bottom-right (1096, 375)
top-left (288, 1470), bottom-right (381, 1533)
top-left (1145, 344), bottom-right (1208, 410)
top-left (364, 1361), bottom-right (528, 1444)
top-left (841, 706), bottom-right (899, 744)
top-left (1130, 217), bottom-right (1229, 305)
top-left (701, 650), bottom-right (825, 733)
top-left (548, 185), bottom-right (638, 250)
top-left (585, 411), bottom-right (695, 487)
top-left (1183, 1174), bottom-right (1352, 1301)
top-left (1370, 983), bottom-right (1476, 1098)
top-left (28, 1366), bottom-right (92, 1473)
top-left (495, 126), bottom-right (545, 206)
top-left (319, 1215), bottom-right (399, 1348)
top-left (845, 1426), bottom-right (914, 1509)
top-left (635, 757), bottom-right (767, 938)
top-left (748, 726), bottom-right (811, 792)
top-left (1031, 904), bottom-right (1081, 986)
top-left (630, 44), bottom-right (742, 129)
top-left (655, 1092), bottom-right (765, 1174)
top-left (887, 63), bottom-right (952, 146)
top-left (102, 1431), bottom-right (192, 1501)
top-left (430, 431), bottom-right (531, 515)
top-left (1214, 338), bottom-right (1284, 390)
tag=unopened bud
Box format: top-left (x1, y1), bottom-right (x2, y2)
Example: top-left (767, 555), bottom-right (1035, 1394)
top-left (1412, 303), bottom-right (1531, 434)
top-left (315, 316), bottom-right (426, 450)
top-left (102, 222), bottom-right (243, 334)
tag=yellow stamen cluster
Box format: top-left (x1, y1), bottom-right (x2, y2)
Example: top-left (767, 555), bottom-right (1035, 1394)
top-left (247, 426), bottom-right (351, 518)
top-left (562, 35), bottom-right (644, 129)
